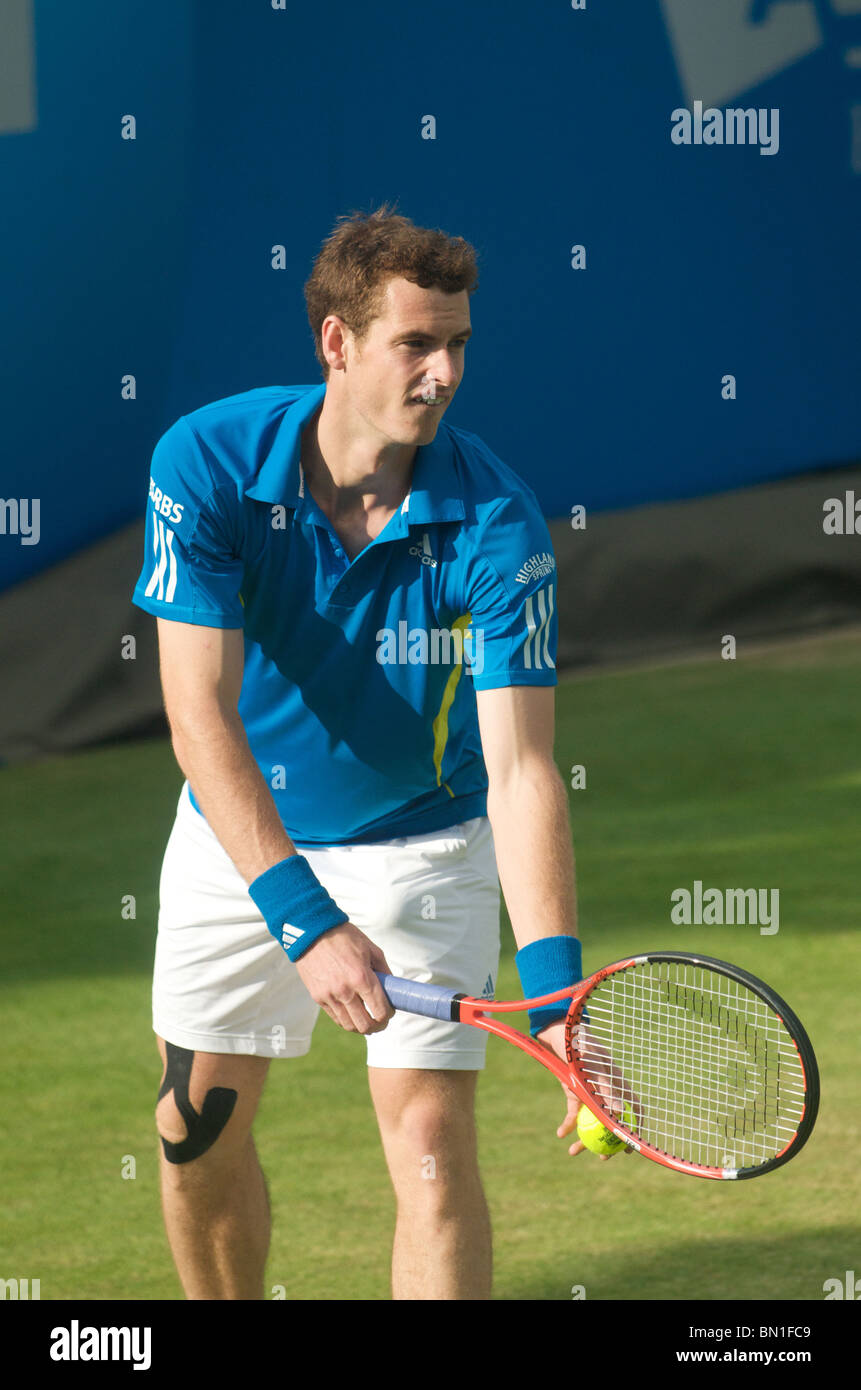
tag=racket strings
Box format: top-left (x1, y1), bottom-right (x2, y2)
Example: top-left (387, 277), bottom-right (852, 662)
top-left (572, 962), bottom-right (807, 1171)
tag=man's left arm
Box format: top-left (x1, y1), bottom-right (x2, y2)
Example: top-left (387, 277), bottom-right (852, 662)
top-left (475, 683), bottom-right (592, 1157)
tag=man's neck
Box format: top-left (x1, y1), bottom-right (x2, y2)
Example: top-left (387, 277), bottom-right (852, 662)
top-left (302, 397), bottom-right (416, 520)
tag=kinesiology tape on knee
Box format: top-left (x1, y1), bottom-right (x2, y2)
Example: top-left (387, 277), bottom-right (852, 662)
top-left (248, 854), bottom-right (348, 961)
top-left (157, 1043), bottom-right (238, 1165)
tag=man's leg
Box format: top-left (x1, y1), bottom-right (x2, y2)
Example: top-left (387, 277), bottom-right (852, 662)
top-left (155, 1038), bottom-right (271, 1300)
top-left (368, 1067), bottom-right (492, 1301)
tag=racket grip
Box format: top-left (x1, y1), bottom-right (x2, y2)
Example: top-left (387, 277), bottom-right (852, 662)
top-left (375, 972), bottom-right (462, 1022)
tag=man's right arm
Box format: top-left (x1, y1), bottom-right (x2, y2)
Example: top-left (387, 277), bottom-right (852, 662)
top-left (156, 617), bottom-right (394, 1034)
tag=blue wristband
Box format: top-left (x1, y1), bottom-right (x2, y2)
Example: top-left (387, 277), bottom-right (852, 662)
top-left (515, 935), bottom-right (583, 1037)
top-left (248, 856), bottom-right (348, 961)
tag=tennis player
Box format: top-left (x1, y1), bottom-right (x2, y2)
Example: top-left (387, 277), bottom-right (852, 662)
top-left (133, 206), bottom-right (583, 1301)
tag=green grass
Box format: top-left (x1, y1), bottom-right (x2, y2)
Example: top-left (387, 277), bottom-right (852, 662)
top-left (1, 630), bottom-right (859, 1300)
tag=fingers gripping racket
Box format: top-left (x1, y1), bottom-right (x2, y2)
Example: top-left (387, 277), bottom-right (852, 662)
top-left (376, 951), bottom-right (819, 1181)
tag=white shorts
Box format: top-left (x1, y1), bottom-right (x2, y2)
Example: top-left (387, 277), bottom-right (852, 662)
top-left (153, 784), bottom-right (501, 1068)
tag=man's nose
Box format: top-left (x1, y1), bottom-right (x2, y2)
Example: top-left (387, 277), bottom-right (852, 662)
top-left (423, 353), bottom-right (458, 390)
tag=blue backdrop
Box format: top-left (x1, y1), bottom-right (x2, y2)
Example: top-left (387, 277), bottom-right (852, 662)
top-left (2, 0), bottom-right (859, 592)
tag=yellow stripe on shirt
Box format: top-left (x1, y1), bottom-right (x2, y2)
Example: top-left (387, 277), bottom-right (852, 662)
top-left (431, 612), bottom-right (472, 797)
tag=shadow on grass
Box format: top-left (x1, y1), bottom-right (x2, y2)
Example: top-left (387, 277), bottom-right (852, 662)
top-left (502, 1228), bottom-right (861, 1301)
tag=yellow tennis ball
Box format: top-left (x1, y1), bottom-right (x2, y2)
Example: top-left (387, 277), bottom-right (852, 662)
top-left (576, 1103), bottom-right (633, 1155)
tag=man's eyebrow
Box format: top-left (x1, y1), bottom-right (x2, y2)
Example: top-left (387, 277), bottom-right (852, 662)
top-left (392, 326), bottom-right (473, 342)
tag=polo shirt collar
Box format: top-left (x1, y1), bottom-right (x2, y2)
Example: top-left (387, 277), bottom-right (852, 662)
top-left (246, 384), bottom-right (325, 508)
top-left (246, 385), bottom-right (465, 525)
top-left (401, 428), bottom-right (466, 525)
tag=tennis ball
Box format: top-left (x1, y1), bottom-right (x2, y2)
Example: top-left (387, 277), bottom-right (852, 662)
top-left (576, 1103), bottom-right (634, 1156)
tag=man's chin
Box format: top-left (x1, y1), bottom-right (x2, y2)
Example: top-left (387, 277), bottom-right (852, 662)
top-left (406, 401), bottom-right (446, 432)
top-left (378, 401), bottom-right (447, 448)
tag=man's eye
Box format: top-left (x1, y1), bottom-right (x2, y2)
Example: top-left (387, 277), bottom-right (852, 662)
top-left (401, 340), bottom-right (468, 349)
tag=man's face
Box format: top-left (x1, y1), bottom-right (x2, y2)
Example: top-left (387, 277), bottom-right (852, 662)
top-left (332, 277), bottom-right (471, 447)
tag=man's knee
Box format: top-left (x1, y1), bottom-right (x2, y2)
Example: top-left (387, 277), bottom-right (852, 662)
top-left (370, 1069), bottom-right (481, 1192)
top-left (155, 1040), bottom-right (266, 1167)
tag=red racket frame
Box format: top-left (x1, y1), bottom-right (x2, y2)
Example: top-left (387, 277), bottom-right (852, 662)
top-left (426, 953), bottom-right (818, 1180)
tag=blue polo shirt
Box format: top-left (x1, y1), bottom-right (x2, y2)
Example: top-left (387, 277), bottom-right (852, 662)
top-left (133, 384), bottom-right (557, 846)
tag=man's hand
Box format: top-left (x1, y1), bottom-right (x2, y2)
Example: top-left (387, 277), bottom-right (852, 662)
top-left (294, 921), bottom-right (395, 1035)
top-left (536, 1021), bottom-right (638, 1161)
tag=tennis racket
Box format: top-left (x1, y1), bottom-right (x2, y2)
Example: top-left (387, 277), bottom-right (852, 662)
top-left (376, 951), bottom-right (819, 1180)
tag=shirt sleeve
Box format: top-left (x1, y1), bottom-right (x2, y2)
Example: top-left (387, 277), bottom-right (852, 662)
top-left (463, 489), bottom-right (558, 691)
top-left (132, 416), bottom-right (245, 628)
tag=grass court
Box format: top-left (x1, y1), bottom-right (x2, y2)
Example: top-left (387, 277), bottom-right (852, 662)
top-left (1, 630), bottom-right (857, 1299)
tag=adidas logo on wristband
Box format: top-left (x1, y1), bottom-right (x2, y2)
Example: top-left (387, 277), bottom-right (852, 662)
top-left (281, 923), bottom-right (305, 950)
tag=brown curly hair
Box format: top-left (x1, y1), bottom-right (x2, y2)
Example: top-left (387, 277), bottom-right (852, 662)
top-left (304, 203), bottom-right (479, 380)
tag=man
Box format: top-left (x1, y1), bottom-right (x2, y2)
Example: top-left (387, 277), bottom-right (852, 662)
top-left (133, 205), bottom-right (586, 1302)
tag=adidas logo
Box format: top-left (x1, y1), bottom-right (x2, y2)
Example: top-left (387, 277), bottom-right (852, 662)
top-left (408, 532), bottom-right (437, 568)
top-left (479, 974), bottom-right (495, 1001)
top-left (280, 923), bottom-right (305, 950)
